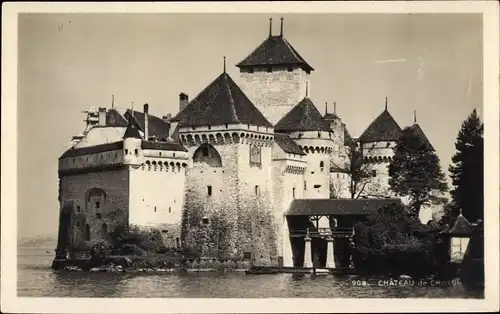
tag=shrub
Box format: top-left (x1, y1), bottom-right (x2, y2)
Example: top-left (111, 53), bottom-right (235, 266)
top-left (353, 203), bottom-right (436, 277)
top-left (90, 240), bottom-right (112, 266)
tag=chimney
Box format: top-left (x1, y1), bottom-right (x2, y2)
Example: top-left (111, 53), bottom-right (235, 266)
top-left (143, 103), bottom-right (149, 141)
top-left (179, 93), bottom-right (189, 113)
top-left (98, 107), bottom-right (107, 126)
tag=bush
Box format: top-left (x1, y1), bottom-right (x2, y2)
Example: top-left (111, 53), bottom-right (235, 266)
top-left (353, 203), bottom-right (436, 277)
top-left (121, 244), bottom-right (144, 256)
top-left (108, 223), bottom-right (167, 254)
top-left (91, 240), bottom-right (112, 266)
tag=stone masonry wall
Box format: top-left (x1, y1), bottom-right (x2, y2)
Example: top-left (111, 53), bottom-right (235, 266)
top-left (239, 66), bottom-right (310, 124)
top-left (59, 168), bottom-right (129, 249)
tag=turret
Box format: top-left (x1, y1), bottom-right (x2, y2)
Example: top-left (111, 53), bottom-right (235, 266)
top-left (123, 116), bottom-right (143, 166)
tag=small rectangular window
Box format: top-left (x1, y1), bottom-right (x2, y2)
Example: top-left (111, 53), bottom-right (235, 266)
top-left (292, 188), bottom-right (296, 199)
top-left (124, 149), bottom-right (128, 155)
top-left (95, 201), bottom-right (100, 209)
top-left (371, 170), bottom-right (377, 177)
top-left (207, 186), bottom-right (212, 196)
top-left (304, 181), bottom-right (307, 190)
top-left (248, 68), bottom-right (254, 73)
top-left (169, 207), bottom-right (171, 213)
top-left (202, 146), bottom-right (209, 157)
top-left (134, 149), bottom-right (138, 155)
top-left (77, 205), bottom-right (81, 212)
top-left (176, 237), bottom-right (180, 248)
top-left (255, 185), bottom-right (260, 197)
top-left (154, 206), bottom-right (157, 212)
top-left (96, 213), bottom-right (102, 219)
top-left (202, 217), bottom-right (209, 225)
top-left (267, 67), bottom-right (272, 73)
top-left (287, 67), bottom-right (293, 72)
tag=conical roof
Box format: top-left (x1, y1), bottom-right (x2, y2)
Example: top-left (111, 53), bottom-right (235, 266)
top-left (123, 116), bottom-right (142, 139)
top-left (275, 97), bottom-right (332, 132)
top-left (359, 109), bottom-right (402, 142)
top-left (447, 212), bottom-right (474, 236)
top-left (172, 72), bottom-right (272, 128)
top-left (409, 123), bottom-right (435, 151)
top-left (236, 35), bottom-right (314, 73)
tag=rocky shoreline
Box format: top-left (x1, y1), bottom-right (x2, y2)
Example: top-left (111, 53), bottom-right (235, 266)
top-left (62, 263), bottom-right (248, 273)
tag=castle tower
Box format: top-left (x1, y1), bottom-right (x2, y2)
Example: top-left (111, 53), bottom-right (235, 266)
top-left (358, 98), bottom-right (402, 196)
top-left (275, 96), bottom-right (334, 199)
top-left (172, 63), bottom-right (277, 264)
top-left (122, 116), bottom-right (144, 166)
top-left (236, 17), bottom-right (314, 125)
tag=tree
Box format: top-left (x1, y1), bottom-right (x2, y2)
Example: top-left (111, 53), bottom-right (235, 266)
top-left (388, 126), bottom-right (448, 216)
top-left (330, 143), bottom-right (388, 199)
top-left (446, 109), bottom-right (484, 223)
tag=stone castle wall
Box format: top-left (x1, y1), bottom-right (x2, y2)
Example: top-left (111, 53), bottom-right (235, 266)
top-left (239, 66), bottom-right (310, 124)
top-left (59, 167), bottom-right (130, 249)
top-left (128, 158), bottom-right (187, 248)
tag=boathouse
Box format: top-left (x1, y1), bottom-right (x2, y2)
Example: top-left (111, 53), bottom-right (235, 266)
top-left (284, 197), bottom-right (403, 268)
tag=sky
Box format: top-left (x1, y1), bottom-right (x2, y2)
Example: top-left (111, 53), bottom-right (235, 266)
top-left (17, 13), bottom-right (482, 239)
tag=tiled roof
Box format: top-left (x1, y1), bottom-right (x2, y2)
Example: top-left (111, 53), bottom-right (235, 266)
top-left (124, 110), bottom-right (170, 140)
top-left (59, 141), bottom-right (123, 159)
top-left (142, 141), bottom-right (187, 152)
top-left (274, 133), bottom-right (306, 155)
top-left (286, 198), bottom-right (403, 216)
top-left (106, 108), bottom-right (170, 140)
top-left (359, 109), bottom-right (403, 142)
top-left (236, 35), bottom-right (314, 73)
top-left (275, 97), bottom-right (332, 132)
top-left (409, 123), bottom-right (435, 151)
top-left (444, 213), bottom-right (474, 236)
top-left (172, 72), bottom-right (273, 128)
top-left (323, 113), bottom-right (339, 120)
top-left (123, 116), bottom-right (142, 139)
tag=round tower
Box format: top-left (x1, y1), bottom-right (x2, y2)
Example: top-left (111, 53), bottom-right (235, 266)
top-left (122, 116), bottom-right (144, 166)
top-left (275, 96), bottom-right (334, 199)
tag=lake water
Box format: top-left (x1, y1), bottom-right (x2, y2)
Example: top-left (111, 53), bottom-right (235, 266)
top-left (17, 238), bottom-right (484, 298)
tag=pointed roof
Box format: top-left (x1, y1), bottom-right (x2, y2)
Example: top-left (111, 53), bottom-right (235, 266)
top-left (359, 109), bottom-right (403, 142)
top-left (445, 212), bottom-right (474, 237)
top-left (344, 127), bottom-right (356, 147)
top-left (275, 97), bottom-right (332, 132)
top-left (172, 72), bottom-right (272, 128)
top-left (123, 116), bottom-right (142, 139)
top-left (236, 35), bottom-right (314, 73)
top-left (409, 123), bottom-right (435, 151)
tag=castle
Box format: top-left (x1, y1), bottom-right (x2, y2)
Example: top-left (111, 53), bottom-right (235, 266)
top-left (54, 18), bottom-right (435, 268)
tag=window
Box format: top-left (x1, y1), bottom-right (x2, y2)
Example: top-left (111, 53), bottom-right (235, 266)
top-left (176, 237), bottom-right (180, 248)
top-left (248, 68), bottom-right (254, 74)
top-left (304, 181), bottom-right (307, 190)
top-left (124, 149), bottom-right (129, 155)
top-left (96, 213), bottom-right (102, 219)
top-left (255, 185), bottom-right (260, 197)
top-left (134, 149), bottom-right (138, 155)
top-left (250, 145), bottom-right (262, 166)
top-left (162, 230), bottom-right (168, 234)
top-left (243, 252), bottom-right (252, 260)
top-left (371, 170), bottom-right (377, 177)
top-left (154, 206), bottom-right (157, 212)
top-left (85, 224), bottom-right (90, 241)
top-left (320, 161), bottom-right (325, 172)
top-left (287, 66), bottom-right (293, 72)
top-left (314, 184), bottom-right (321, 189)
top-left (267, 66), bottom-right (272, 73)
top-left (292, 188), bottom-right (296, 199)
top-left (225, 123), bottom-right (228, 129)
top-left (76, 222), bottom-right (80, 227)
top-left (77, 205), bottom-right (81, 212)
top-left (207, 186), bottom-right (212, 196)
top-left (337, 173), bottom-right (340, 178)
top-left (169, 207), bottom-right (171, 213)
top-left (386, 142), bottom-right (391, 148)
top-left (95, 201), bottom-right (100, 209)
top-left (159, 152), bottom-right (162, 156)
top-left (173, 153), bottom-right (176, 158)
top-left (318, 132), bottom-right (321, 138)
top-left (202, 217), bottom-right (209, 225)
top-left (202, 146), bottom-right (209, 157)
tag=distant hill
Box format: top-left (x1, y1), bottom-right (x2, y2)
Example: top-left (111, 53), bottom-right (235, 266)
top-left (18, 235), bottom-right (57, 246)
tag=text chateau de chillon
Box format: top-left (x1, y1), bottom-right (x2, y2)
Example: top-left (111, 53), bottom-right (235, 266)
top-left (54, 18), bottom-right (436, 268)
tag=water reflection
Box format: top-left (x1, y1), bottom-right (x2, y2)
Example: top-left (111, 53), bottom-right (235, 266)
top-left (17, 242), bottom-right (483, 298)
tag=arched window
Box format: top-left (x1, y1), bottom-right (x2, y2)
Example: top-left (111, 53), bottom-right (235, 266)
top-left (85, 188), bottom-right (106, 212)
top-left (193, 143), bottom-right (223, 167)
top-left (101, 223), bottom-right (108, 239)
top-left (85, 224), bottom-right (91, 241)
